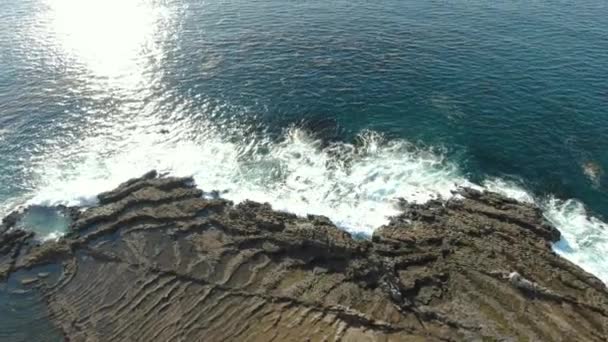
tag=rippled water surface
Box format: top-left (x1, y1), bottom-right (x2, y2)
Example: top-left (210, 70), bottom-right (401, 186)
top-left (1, 0), bottom-right (608, 287)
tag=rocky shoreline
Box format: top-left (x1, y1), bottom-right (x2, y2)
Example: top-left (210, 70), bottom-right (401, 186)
top-left (1, 171), bottom-right (607, 341)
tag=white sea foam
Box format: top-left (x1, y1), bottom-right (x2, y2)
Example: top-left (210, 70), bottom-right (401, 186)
top-left (40, 230), bottom-right (64, 242)
top-left (9, 125), bottom-right (608, 283)
top-left (543, 198), bottom-right (608, 284)
top-left (26, 128), bottom-right (470, 235)
top-left (482, 178), bottom-right (535, 203)
top-left (478, 179), bottom-right (608, 284)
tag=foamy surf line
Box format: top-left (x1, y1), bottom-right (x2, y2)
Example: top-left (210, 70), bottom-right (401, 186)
top-left (8, 128), bottom-right (608, 284)
top-left (483, 179), bottom-right (608, 283)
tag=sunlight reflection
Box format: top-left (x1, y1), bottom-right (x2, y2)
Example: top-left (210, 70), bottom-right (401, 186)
top-left (47, 0), bottom-right (166, 86)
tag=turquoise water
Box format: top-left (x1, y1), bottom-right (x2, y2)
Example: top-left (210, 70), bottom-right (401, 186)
top-left (0, 0), bottom-right (607, 283)
top-left (14, 206), bottom-right (71, 241)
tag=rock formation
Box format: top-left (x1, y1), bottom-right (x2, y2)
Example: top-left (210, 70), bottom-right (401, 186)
top-left (583, 161), bottom-right (603, 187)
top-left (1, 171), bottom-right (607, 341)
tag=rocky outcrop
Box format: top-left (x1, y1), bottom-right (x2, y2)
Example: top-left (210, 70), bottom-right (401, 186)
top-left (1, 172), bottom-right (607, 341)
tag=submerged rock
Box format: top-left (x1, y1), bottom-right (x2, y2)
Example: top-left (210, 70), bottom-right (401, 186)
top-left (0, 171), bottom-right (607, 341)
top-left (583, 160), bottom-right (603, 186)
top-left (20, 277), bottom-right (38, 286)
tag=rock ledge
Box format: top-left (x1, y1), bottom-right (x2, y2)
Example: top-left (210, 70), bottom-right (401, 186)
top-left (1, 172), bottom-right (607, 341)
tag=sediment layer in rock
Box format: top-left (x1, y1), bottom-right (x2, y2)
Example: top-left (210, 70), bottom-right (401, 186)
top-left (1, 171), bottom-right (607, 341)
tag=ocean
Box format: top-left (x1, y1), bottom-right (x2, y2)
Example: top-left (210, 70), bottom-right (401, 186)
top-left (1, 0), bottom-right (607, 290)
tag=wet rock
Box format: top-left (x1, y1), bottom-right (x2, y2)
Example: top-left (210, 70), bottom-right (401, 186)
top-left (20, 277), bottom-right (38, 286)
top-left (0, 229), bottom-right (34, 280)
top-left (0, 171), bottom-right (606, 341)
top-left (10, 289), bottom-right (29, 295)
top-left (1, 210), bottom-right (24, 231)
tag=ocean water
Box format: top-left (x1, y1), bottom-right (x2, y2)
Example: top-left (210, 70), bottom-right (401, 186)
top-left (0, 0), bottom-right (607, 285)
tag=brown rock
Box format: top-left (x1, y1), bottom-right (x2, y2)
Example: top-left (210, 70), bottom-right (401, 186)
top-left (0, 171), bottom-right (606, 341)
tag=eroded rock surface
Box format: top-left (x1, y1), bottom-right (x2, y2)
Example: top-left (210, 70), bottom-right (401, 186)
top-left (1, 171), bottom-right (607, 341)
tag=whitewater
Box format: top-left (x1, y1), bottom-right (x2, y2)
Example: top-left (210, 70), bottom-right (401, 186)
top-left (1, 121), bottom-right (606, 284)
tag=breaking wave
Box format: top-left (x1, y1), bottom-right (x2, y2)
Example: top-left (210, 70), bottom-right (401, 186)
top-left (3, 123), bottom-right (607, 283)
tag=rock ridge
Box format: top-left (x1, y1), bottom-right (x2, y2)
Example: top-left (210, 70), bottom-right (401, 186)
top-left (0, 171), bottom-right (607, 341)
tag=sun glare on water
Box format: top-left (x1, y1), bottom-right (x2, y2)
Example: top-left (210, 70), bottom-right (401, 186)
top-left (45, 0), bottom-right (167, 85)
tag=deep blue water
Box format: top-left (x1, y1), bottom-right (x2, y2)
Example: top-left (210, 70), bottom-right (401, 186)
top-left (0, 0), bottom-right (607, 291)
